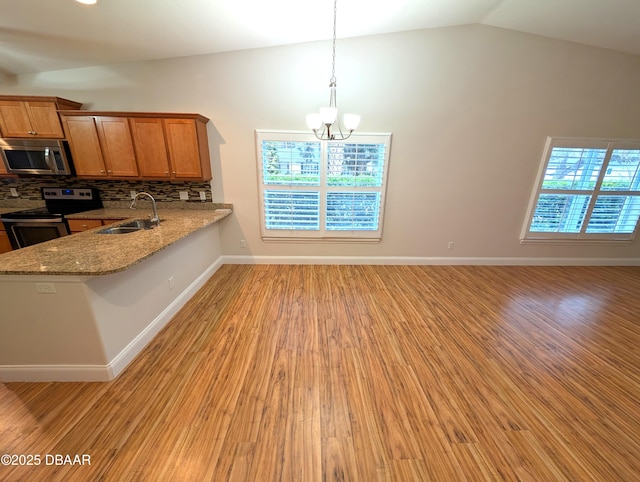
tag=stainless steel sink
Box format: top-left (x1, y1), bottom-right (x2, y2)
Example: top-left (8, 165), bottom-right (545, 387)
top-left (96, 219), bottom-right (157, 235)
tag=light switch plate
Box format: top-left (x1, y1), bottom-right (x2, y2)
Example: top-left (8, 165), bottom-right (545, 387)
top-left (179, 191), bottom-right (189, 200)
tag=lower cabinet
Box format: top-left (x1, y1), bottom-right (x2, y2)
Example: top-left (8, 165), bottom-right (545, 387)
top-left (0, 160), bottom-right (11, 177)
top-left (0, 222), bottom-right (12, 253)
top-left (68, 218), bottom-right (121, 234)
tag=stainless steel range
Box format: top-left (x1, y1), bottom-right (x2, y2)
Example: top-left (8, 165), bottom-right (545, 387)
top-left (0, 188), bottom-right (102, 249)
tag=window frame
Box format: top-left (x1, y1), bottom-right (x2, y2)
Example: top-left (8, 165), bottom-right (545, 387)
top-left (521, 136), bottom-right (640, 244)
top-left (255, 130), bottom-right (392, 242)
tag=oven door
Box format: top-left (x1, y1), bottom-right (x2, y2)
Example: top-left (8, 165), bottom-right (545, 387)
top-left (2, 220), bottom-right (69, 249)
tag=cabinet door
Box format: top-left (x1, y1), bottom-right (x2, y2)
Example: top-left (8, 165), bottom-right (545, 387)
top-left (62, 116), bottom-right (107, 177)
top-left (0, 158), bottom-right (9, 176)
top-left (0, 101), bottom-right (63, 138)
top-left (95, 117), bottom-right (138, 177)
top-left (0, 223), bottom-right (12, 253)
top-left (130, 118), bottom-right (171, 178)
top-left (0, 101), bottom-right (32, 137)
top-left (164, 118), bottom-right (203, 179)
top-left (24, 102), bottom-right (65, 137)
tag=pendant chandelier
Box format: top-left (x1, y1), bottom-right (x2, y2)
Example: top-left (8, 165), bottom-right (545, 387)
top-left (306, 0), bottom-right (360, 140)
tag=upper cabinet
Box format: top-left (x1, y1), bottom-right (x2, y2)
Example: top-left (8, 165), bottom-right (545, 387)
top-left (59, 111), bottom-right (212, 181)
top-left (95, 116), bottom-right (139, 177)
top-left (0, 96), bottom-right (82, 138)
top-left (129, 117), bottom-right (170, 178)
top-left (61, 115), bottom-right (138, 178)
top-left (164, 118), bottom-right (210, 179)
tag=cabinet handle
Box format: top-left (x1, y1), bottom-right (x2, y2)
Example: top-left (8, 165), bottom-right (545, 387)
top-left (172, 171), bottom-right (176, 175)
top-left (107, 170), bottom-right (112, 174)
top-left (100, 170), bottom-right (105, 173)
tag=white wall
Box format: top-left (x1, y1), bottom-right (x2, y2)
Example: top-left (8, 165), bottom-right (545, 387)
top-left (5, 25), bottom-right (640, 261)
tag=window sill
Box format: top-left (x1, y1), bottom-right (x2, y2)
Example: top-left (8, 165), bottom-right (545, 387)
top-left (262, 236), bottom-right (381, 244)
top-left (520, 238), bottom-right (634, 245)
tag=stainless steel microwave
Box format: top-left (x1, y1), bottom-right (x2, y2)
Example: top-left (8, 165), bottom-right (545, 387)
top-left (0, 138), bottom-right (73, 175)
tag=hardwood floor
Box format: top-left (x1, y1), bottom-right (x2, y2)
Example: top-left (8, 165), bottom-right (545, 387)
top-left (1, 264), bottom-right (639, 481)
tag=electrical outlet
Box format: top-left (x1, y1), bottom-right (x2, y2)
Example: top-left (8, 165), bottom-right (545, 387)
top-left (168, 276), bottom-right (175, 289)
top-left (199, 191), bottom-right (207, 201)
top-left (240, 240), bottom-right (247, 248)
top-left (130, 190), bottom-right (137, 199)
top-left (36, 283), bottom-right (56, 294)
top-left (448, 241), bottom-right (455, 250)
top-left (179, 191), bottom-right (189, 200)
top-left (10, 188), bottom-right (18, 197)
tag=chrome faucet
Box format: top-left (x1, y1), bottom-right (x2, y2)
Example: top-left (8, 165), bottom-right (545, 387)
top-left (130, 192), bottom-right (160, 226)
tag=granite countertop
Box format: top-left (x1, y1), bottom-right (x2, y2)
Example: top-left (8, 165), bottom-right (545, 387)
top-left (0, 207), bottom-right (22, 216)
top-left (0, 208), bottom-right (232, 276)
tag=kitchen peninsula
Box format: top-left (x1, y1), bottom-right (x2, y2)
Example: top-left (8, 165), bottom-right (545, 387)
top-left (0, 206), bottom-right (232, 382)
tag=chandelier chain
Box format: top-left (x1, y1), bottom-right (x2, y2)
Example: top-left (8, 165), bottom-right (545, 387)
top-left (306, 0), bottom-right (359, 140)
top-left (330, 0), bottom-right (337, 84)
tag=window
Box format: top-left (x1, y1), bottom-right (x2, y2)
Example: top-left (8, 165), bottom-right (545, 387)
top-left (256, 130), bottom-right (392, 241)
top-left (522, 137), bottom-right (640, 242)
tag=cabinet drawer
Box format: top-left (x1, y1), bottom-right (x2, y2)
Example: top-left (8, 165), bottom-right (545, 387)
top-left (68, 219), bottom-right (104, 232)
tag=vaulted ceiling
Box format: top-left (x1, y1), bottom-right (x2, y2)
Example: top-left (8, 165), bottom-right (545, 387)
top-left (1, 0), bottom-right (639, 77)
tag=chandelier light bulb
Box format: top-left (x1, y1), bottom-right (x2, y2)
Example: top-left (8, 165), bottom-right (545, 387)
top-left (306, 114), bottom-right (322, 131)
top-left (343, 114), bottom-right (361, 131)
top-left (319, 107), bottom-right (338, 125)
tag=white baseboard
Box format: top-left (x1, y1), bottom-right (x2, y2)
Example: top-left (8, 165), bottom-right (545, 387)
top-left (0, 257), bottom-right (225, 383)
top-left (222, 255), bottom-right (640, 266)
top-left (0, 365), bottom-right (113, 383)
top-left (107, 256), bottom-right (225, 380)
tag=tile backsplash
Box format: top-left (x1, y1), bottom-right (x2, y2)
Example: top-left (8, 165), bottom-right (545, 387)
top-left (0, 177), bottom-right (212, 203)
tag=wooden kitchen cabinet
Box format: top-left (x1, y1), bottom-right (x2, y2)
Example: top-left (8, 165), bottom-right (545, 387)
top-left (61, 116), bottom-right (106, 177)
top-left (59, 110), bottom-right (211, 181)
top-left (0, 222), bottom-right (12, 253)
top-left (0, 96), bottom-right (81, 138)
top-left (130, 115), bottom-right (211, 180)
top-left (95, 116), bottom-right (139, 177)
top-left (67, 218), bottom-right (121, 234)
top-left (61, 115), bottom-right (138, 178)
top-left (68, 219), bottom-right (103, 233)
top-left (164, 118), bottom-right (211, 180)
top-left (0, 158), bottom-right (11, 176)
top-left (129, 117), bottom-right (171, 178)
